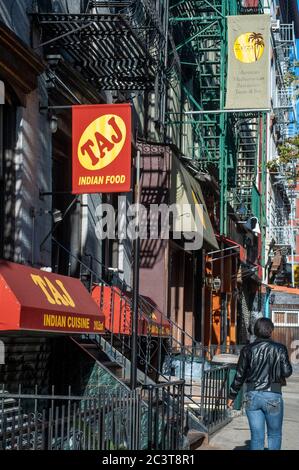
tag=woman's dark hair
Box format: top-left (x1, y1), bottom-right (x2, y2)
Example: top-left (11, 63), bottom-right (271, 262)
top-left (254, 317), bottom-right (274, 339)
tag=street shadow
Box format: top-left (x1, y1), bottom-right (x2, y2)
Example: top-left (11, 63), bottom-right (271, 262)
top-left (233, 440), bottom-right (250, 450)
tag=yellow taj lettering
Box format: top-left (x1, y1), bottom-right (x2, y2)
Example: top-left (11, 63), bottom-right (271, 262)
top-left (78, 114), bottom-right (126, 171)
top-left (31, 275), bottom-right (76, 308)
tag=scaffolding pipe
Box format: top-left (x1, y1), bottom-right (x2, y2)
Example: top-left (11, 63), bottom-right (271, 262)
top-left (183, 109), bottom-right (271, 114)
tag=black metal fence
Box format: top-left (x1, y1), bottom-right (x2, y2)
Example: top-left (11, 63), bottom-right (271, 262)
top-left (0, 381), bottom-right (185, 451)
top-left (143, 381), bottom-right (185, 450)
top-left (201, 365), bottom-right (232, 434)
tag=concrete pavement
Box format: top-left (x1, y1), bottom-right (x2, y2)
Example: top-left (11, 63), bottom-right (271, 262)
top-left (201, 373), bottom-right (299, 450)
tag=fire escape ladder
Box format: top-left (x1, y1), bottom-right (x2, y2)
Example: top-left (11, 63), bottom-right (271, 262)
top-left (232, 116), bottom-right (260, 219)
top-left (169, 0), bottom-right (224, 169)
top-left (196, 20), bottom-right (222, 165)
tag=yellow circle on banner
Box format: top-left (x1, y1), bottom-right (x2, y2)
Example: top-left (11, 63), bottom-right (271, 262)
top-left (78, 114), bottom-right (126, 170)
top-left (234, 32), bottom-right (265, 63)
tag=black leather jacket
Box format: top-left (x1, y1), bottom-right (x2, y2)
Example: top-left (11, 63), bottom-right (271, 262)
top-left (229, 339), bottom-right (293, 399)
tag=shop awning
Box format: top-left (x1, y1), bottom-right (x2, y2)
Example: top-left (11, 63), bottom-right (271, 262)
top-left (216, 234), bottom-right (247, 262)
top-left (170, 156), bottom-right (219, 250)
top-left (92, 285), bottom-right (171, 337)
top-left (0, 260), bottom-right (105, 334)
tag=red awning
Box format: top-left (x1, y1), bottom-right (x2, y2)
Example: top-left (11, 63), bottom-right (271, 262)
top-left (92, 285), bottom-right (171, 337)
top-left (0, 260), bottom-right (105, 334)
top-left (215, 234), bottom-right (247, 262)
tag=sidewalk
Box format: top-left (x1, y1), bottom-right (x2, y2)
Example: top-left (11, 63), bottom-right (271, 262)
top-left (201, 373), bottom-right (299, 450)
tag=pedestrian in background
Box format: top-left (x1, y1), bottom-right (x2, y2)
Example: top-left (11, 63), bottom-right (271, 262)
top-left (228, 317), bottom-right (292, 450)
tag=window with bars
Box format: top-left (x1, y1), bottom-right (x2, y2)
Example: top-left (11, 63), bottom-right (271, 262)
top-left (273, 310), bottom-right (299, 327)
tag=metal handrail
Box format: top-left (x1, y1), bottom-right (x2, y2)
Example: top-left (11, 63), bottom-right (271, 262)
top-left (52, 237), bottom-right (201, 349)
top-left (51, 238), bottom-right (240, 429)
top-left (53, 237), bottom-right (246, 367)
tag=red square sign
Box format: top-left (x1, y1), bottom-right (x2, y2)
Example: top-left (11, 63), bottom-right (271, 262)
top-left (72, 104), bottom-right (131, 194)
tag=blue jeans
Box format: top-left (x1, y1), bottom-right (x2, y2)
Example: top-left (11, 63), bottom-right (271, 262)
top-left (244, 391), bottom-right (284, 450)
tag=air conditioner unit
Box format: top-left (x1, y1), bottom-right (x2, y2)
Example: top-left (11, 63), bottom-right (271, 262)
top-left (271, 19), bottom-right (280, 31)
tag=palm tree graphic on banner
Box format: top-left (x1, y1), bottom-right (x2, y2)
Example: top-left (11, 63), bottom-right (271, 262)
top-left (248, 32), bottom-right (265, 61)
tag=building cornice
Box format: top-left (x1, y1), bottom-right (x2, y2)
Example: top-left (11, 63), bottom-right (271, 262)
top-left (0, 21), bottom-right (45, 104)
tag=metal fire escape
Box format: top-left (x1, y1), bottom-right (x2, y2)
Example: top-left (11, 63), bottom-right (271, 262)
top-left (30, 1), bottom-right (167, 92)
top-left (168, 0), bottom-right (267, 234)
top-left (230, 115), bottom-right (261, 221)
top-left (169, 0), bottom-right (226, 166)
top-left (272, 21), bottom-right (297, 139)
top-left (267, 19), bottom-right (297, 282)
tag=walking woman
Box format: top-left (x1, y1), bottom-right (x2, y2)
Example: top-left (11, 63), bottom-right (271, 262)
top-left (228, 317), bottom-right (292, 450)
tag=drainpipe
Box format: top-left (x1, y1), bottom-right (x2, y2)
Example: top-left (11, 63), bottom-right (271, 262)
top-left (30, 207), bottom-right (36, 266)
top-left (161, 0), bottom-right (169, 131)
top-left (130, 150), bottom-right (141, 390)
top-left (264, 286), bottom-right (271, 319)
top-left (201, 248), bottom-right (206, 344)
top-left (209, 256), bottom-right (213, 348)
top-left (220, 241), bottom-right (227, 349)
top-left (69, 197), bottom-right (81, 277)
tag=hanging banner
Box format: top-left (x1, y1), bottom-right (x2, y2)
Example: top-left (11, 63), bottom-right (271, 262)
top-left (72, 104), bottom-right (131, 194)
top-left (225, 14), bottom-right (271, 110)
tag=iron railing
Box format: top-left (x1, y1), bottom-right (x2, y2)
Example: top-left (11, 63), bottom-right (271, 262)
top-left (52, 238), bottom-right (207, 388)
top-left (0, 381), bottom-right (185, 450)
top-left (268, 226), bottom-right (295, 251)
top-left (51, 238), bottom-right (239, 431)
top-left (201, 365), bottom-right (231, 434)
top-left (142, 381), bottom-right (185, 450)
top-left (276, 23), bottom-right (296, 47)
top-left (273, 88), bottom-right (294, 110)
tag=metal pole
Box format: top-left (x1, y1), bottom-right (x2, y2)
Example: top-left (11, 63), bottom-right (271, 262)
top-left (220, 241), bottom-right (227, 349)
top-left (130, 150), bottom-right (141, 389)
top-left (166, 109), bottom-right (271, 115)
top-left (291, 243), bottom-right (295, 287)
top-left (31, 209), bottom-right (36, 266)
top-left (209, 256), bottom-right (213, 348)
top-left (291, 184), bottom-right (295, 288)
top-left (201, 248), bottom-right (206, 345)
top-left (39, 196), bottom-right (79, 249)
top-left (183, 108), bottom-right (271, 114)
top-left (261, 113), bottom-right (268, 270)
top-left (206, 245), bottom-right (240, 256)
top-left (219, 1), bottom-right (228, 236)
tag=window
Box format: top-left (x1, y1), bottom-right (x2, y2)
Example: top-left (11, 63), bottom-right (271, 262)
top-left (273, 311), bottom-right (285, 324)
top-left (273, 310), bottom-right (299, 327)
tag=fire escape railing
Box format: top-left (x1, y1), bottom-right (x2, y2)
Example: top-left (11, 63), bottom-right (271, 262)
top-left (271, 22), bottom-right (297, 139)
top-left (29, 1), bottom-right (167, 91)
top-left (229, 113), bottom-right (261, 220)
